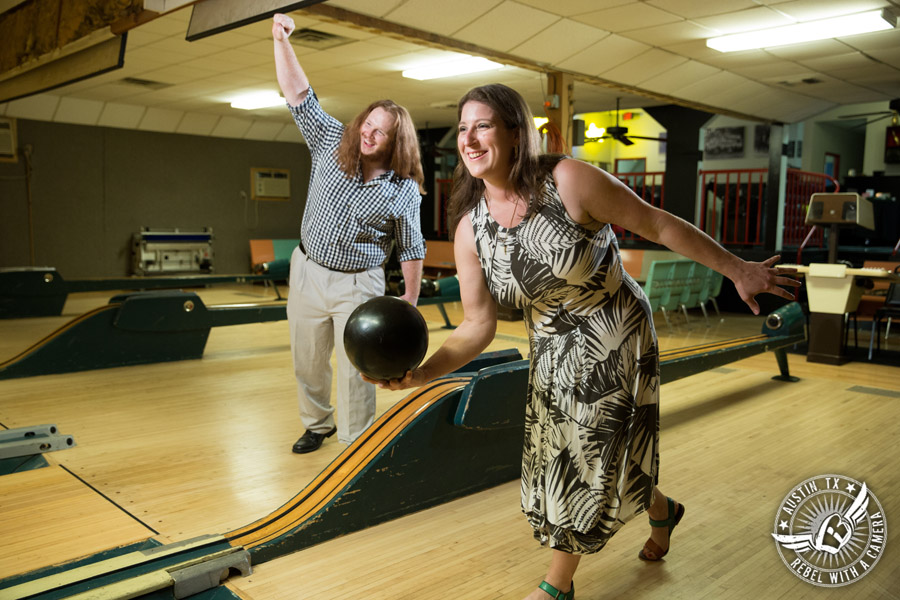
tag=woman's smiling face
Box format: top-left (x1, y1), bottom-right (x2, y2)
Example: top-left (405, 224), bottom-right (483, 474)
top-left (457, 100), bottom-right (518, 184)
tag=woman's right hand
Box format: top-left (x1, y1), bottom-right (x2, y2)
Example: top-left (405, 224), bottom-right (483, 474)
top-left (361, 367), bottom-right (430, 391)
top-left (272, 13), bottom-right (295, 41)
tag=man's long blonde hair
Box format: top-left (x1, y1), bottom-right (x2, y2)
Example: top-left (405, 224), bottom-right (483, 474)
top-left (337, 100), bottom-right (425, 193)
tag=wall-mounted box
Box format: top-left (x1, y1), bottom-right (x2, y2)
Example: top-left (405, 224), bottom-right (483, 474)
top-left (251, 167), bottom-right (290, 200)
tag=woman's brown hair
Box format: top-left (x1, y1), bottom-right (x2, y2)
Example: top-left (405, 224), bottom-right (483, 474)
top-left (337, 100), bottom-right (425, 193)
top-left (447, 83), bottom-right (563, 234)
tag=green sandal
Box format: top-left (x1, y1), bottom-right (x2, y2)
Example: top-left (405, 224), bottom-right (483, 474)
top-left (538, 580), bottom-right (574, 599)
top-left (638, 497), bottom-right (685, 561)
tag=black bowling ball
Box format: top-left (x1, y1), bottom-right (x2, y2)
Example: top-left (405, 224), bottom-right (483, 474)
top-left (343, 296), bottom-right (429, 381)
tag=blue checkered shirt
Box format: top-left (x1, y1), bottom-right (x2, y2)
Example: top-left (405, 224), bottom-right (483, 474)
top-left (288, 88), bottom-right (425, 272)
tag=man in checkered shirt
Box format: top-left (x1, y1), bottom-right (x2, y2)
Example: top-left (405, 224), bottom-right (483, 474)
top-left (273, 13), bottom-right (426, 454)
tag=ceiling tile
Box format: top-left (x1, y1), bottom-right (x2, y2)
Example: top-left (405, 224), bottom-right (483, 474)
top-left (139, 64), bottom-right (221, 85)
top-left (384, 0), bottom-right (503, 37)
top-left (838, 27), bottom-right (900, 52)
top-left (679, 46), bottom-right (776, 69)
top-left (598, 49), bottom-right (689, 85)
top-left (555, 35), bottom-right (648, 77)
top-left (695, 6), bottom-right (795, 34)
top-left (512, 19), bottom-right (609, 65)
top-left (515, 0), bottom-right (632, 17)
top-left (731, 61), bottom-right (814, 81)
top-left (640, 60), bottom-right (721, 95)
top-left (645, 0), bottom-right (759, 19)
top-left (866, 46), bottom-right (900, 68)
top-left (731, 87), bottom-right (835, 122)
top-left (275, 124), bottom-right (303, 142)
top-left (125, 45), bottom-right (199, 68)
top-left (126, 28), bottom-right (168, 49)
top-left (378, 48), bottom-right (474, 72)
top-left (138, 12), bottom-right (192, 36)
top-left (175, 113), bottom-right (219, 136)
top-left (327, 0), bottom-right (407, 18)
top-left (5, 94), bottom-right (60, 121)
top-left (52, 97), bottom-right (104, 125)
top-left (145, 36), bottom-right (219, 59)
top-left (138, 106), bottom-right (184, 132)
top-left (98, 102), bottom-right (147, 129)
top-left (453, 2), bottom-right (560, 53)
top-left (698, 79), bottom-right (774, 110)
top-left (572, 3), bottom-right (683, 33)
top-left (319, 40), bottom-right (417, 64)
top-left (849, 77), bottom-right (900, 96)
top-left (675, 71), bottom-right (754, 105)
top-left (210, 115), bottom-right (252, 138)
top-left (188, 29), bottom-right (261, 50)
top-left (239, 39), bottom-right (279, 58)
top-left (301, 19), bottom-right (380, 42)
top-left (764, 39), bottom-right (858, 60)
top-left (802, 52), bottom-right (887, 73)
top-left (764, 0), bottom-right (890, 21)
top-left (212, 48), bottom-right (272, 68)
top-left (619, 20), bottom-right (719, 46)
top-left (244, 120), bottom-right (286, 141)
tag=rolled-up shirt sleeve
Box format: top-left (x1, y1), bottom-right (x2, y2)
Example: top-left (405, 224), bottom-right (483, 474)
top-left (287, 87), bottom-right (343, 156)
top-left (394, 179), bottom-right (427, 262)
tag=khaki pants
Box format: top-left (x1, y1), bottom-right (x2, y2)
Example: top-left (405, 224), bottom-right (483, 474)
top-left (287, 246), bottom-right (384, 444)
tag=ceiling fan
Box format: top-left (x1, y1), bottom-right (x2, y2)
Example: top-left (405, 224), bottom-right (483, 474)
top-left (594, 98), bottom-right (667, 146)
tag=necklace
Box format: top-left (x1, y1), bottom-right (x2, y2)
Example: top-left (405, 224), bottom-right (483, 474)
top-left (485, 188), bottom-right (522, 264)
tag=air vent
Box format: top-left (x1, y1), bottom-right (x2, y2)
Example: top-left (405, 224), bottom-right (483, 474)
top-left (777, 77), bottom-right (823, 87)
top-left (289, 28), bottom-right (353, 50)
top-left (118, 77), bottom-right (172, 90)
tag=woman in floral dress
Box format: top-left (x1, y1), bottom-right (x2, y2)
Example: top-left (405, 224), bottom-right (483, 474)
top-left (367, 84), bottom-right (798, 600)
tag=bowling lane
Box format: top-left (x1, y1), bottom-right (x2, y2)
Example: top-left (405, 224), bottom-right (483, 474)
top-left (0, 296), bottom-right (760, 580)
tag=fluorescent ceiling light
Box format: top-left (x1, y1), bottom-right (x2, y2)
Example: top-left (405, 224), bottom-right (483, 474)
top-left (230, 91), bottom-right (284, 110)
top-left (402, 56), bottom-right (503, 80)
top-left (707, 9), bottom-right (896, 52)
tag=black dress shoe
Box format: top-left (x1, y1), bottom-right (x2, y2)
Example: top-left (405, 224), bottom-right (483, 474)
top-left (292, 427), bottom-right (337, 454)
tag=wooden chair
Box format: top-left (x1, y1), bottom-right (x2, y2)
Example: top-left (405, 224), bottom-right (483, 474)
top-left (867, 266), bottom-right (900, 360)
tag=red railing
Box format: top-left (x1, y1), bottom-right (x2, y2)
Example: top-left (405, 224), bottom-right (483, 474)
top-left (784, 169), bottom-right (839, 246)
top-left (699, 168), bottom-right (766, 246)
top-left (698, 168), bottom-right (838, 249)
top-left (438, 166), bottom-right (837, 251)
top-left (612, 171), bottom-right (665, 242)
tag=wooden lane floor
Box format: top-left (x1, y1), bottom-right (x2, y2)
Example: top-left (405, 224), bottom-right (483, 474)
top-left (3, 287), bottom-right (897, 597)
top-left (0, 286), bottom-right (526, 580)
top-left (0, 466), bottom-right (156, 580)
top-left (230, 349), bottom-right (900, 600)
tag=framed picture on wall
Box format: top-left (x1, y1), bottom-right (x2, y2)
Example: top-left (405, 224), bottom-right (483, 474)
top-left (704, 126), bottom-right (745, 158)
top-left (0, 117), bottom-right (16, 163)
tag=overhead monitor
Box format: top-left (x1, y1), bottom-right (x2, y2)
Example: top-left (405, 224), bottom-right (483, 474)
top-left (186, 0), bottom-right (326, 41)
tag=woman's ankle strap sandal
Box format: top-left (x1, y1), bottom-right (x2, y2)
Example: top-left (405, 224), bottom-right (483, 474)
top-left (538, 580), bottom-right (574, 599)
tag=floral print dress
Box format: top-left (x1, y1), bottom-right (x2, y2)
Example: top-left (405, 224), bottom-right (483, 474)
top-left (470, 177), bottom-right (660, 553)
